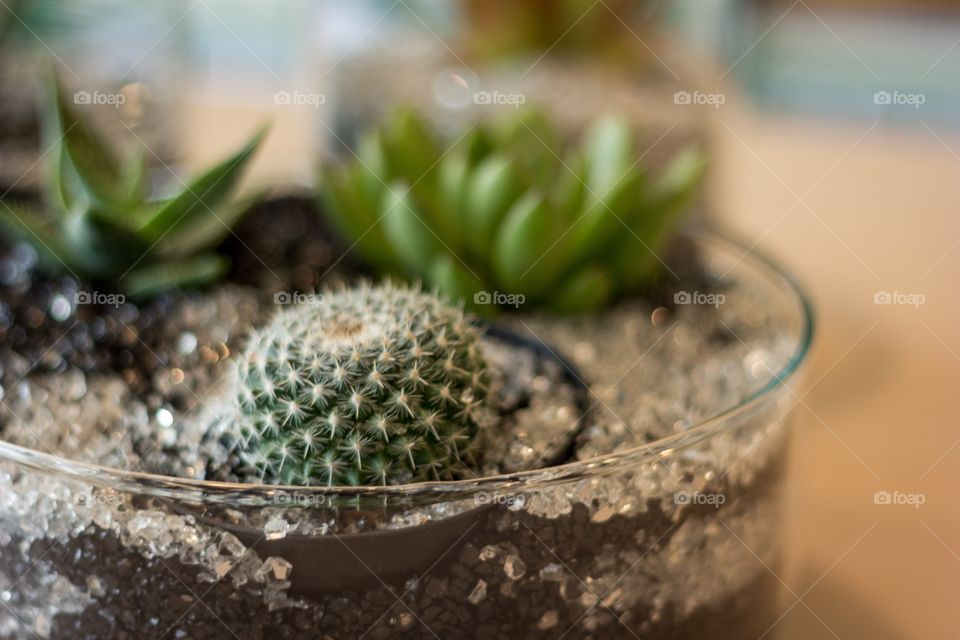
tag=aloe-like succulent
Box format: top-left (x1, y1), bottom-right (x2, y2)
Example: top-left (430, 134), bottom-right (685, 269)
top-left (230, 283), bottom-right (494, 486)
top-left (0, 73), bottom-right (268, 297)
top-left (319, 108), bottom-right (706, 313)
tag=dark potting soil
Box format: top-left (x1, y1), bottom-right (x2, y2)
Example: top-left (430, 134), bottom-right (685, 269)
top-left (222, 194), bottom-right (365, 295)
top-left (0, 195), bottom-right (353, 398)
top-left (0, 236), bottom-right (182, 396)
top-left (22, 475), bottom-right (784, 640)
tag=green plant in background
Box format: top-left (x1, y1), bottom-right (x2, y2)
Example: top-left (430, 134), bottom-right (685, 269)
top-left (0, 73), bottom-right (268, 297)
top-left (230, 283), bottom-right (494, 486)
top-left (319, 108), bottom-right (706, 313)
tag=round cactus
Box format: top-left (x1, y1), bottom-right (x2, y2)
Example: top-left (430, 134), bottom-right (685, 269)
top-left (230, 283), bottom-right (494, 486)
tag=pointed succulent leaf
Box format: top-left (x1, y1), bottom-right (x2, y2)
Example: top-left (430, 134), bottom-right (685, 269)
top-left (493, 109), bottom-right (561, 184)
top-left (463, 154), bottom-right (524, 256)
top-left (460, 126), bottom-right (494, 167)
top-left (62, 211), bottom-right (146, 277)
top-left (432, 153), bottom-right (470, 250)
top-left (138, 124), bottom-right (269, 240)
top-left (610, 146), bottom-right (706, 288)
top-left (563, 165), bottom-right (643, 267)
top-left (354, 131), bottom-right (389, 200)
top-left (319, 166), bottom-right (399, 270)
top-left (582, 115), bottom-right (634, 195)
top-left (0, 199), bottom-right (73, 271)
top-left (121, 254), bottom-right (229, 298)
top-left (156, 192), bottom-right (263, 256)
top-left (44, 72), bottom-right (129, 212)
top-left (550, 150), bottom-right (587, 223)
top-left (380, 109), bottom-right (441, 188)
top-left (646, 145), bottom-right (707, 216)
top-left (43, 137), bottom-right (78, 217)
top-left (381, 183), bottom-right (445, 275)
top-left (122, 147), bottom-right (151, 207)
top-left (492, 193), bottom-right (566, 298)
top-left (429, 255), bottom-right (489, 315)
top-left (437, 152), bottom-right (469, 216)
top-left (549, 265), bottom-right (614, 313)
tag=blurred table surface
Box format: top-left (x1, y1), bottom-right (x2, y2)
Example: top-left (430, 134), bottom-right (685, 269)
top-left (714, 108), bottom-right (960, 640)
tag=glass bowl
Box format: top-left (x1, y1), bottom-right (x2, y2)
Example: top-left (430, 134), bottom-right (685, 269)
top-left (0, 232), bottom-right (813, 639)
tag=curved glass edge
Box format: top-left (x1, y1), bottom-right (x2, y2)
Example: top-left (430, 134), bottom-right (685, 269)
top-left (0, 232), bottom-right (815, 506)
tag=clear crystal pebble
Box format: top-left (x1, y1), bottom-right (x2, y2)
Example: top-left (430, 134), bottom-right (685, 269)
top-left (539, 563), bottom-right (564, 581)
top-left (538, 610), bottom-right (559, 630)
top-left (48, 294), bottom-right (71, 322)
top-left (264, 517), bottom-right (290, 540)
top-left (177, 331), bottom-right (198, 354)
top-left (479, 545), bottom-right (498, 561)
top-left (85, 575), bottom-right (105, 597)
top-left (467, 579), bottom-right (487, 604)
top-left (219, 532), bottom-right (247, 557)
top-left (34, 614), bottom-right (52, 637)
top-left (214, 560), bottom-right (233, 578)
top-left (503, 555), bottom-right (526, 580)
top-left (258, 557), bottom-right (293, 581)
top-left (397, 611), bottom-right (415, 629)
top-left (156, 408), bottom-right (174, 428)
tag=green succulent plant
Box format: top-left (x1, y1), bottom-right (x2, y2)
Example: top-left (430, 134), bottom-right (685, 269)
top-left (319, 108), bottom-right (706, 313)
top-left (230, 283), bottom-right (494, 486)
top-left (0, 73), bottom-right (268, 297)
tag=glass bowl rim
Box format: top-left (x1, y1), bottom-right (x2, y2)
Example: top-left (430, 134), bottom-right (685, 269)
top-left (0, 230), bottom-right (814, 504)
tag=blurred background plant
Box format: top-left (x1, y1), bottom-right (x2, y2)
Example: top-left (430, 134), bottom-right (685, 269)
top-left (0, 74), bottom-right (267, 297)
top-left (319, 108), bottom-right (705, 313)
